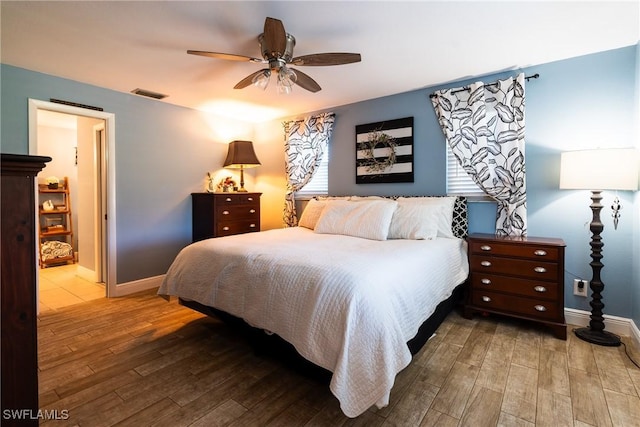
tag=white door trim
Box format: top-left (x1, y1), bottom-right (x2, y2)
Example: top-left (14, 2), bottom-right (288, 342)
top-left (28, 99), bottom-right (117, 297)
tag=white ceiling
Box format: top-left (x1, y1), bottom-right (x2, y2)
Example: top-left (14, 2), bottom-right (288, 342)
top-left (2, 1), bottom-right (638, 122)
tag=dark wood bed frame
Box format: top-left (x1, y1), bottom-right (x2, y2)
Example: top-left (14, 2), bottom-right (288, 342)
top-left (179, 281), bottom-right (466, 381)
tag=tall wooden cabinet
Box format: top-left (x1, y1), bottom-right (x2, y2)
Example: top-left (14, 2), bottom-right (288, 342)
top-left (1, 153), bottom-right (51, 426)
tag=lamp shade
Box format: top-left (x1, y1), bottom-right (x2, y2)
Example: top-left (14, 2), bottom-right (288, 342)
top-left (223, 140), bottom-right (261, 169)
top-left (559, 148), bottom-right (639, 191)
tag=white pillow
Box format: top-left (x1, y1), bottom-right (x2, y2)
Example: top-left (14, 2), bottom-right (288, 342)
top-left (314, 199), bottom-right (398, 241)
top-left (298, 199), bottom-right (326, 229)
top-left (394, 197), bottom-right (456, 238)
top-left (388, 199), bottom-right (439, 240)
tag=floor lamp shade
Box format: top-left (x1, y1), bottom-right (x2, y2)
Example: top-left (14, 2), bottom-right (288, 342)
top-left (559, 148), bottom-right (639, 346)
top-left (223, 140), bottom-right (261, 192)
top-left (559, 148), bottom-right (639, 191)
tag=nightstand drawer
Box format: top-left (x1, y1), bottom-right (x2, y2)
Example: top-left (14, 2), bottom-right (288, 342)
top-left (215, 204), bottom-right (260, 220)
top-left (217, 220), bottom-right (259, 236)
top-left (470, 256), bottom-right (558, 280)
top-left (216, 194), bottom-right (259, 204)
top-left (471, 273), bottom-right (558, 300)
top-left (470, 241), bottom-right (559, 261)
top-left (470, 290), bottom-right (560, 321)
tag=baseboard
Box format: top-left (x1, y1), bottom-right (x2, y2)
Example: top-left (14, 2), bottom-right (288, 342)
top-left (565, 308), bottom-right (640, 349)
top-left (113, 274), bottom-right (164, 297)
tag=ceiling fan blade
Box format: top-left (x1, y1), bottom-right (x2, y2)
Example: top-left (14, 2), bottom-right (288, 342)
top-left (292, 68), bottom-right (321, 93)
top-left (262, 17), bottom-right (287, 58)
top-left (187, 50), bottom-right (264, 63)
top-left (234, 69), bottom-right (268, 89)
top-left (291, 53), bottom-right (361, 66)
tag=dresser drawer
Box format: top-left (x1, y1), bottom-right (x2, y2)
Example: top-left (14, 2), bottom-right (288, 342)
top-left (215, 204), bottom-right (260, 220)
top-left (470, 241), bottom-right (559, 261)
top-left (217, 220), bottom-right (259, 236)
top-left (470, 256), bottom-right (558, 280)
top-left (471, 273), bottom-right (558, 300)
top-left (470, 290), bottom-right (560, 321)
top-left (216, 194), bottom-right (259, 205)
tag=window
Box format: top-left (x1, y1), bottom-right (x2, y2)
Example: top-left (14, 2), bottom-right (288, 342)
top-left (295, 147), bottom-right (329, 196)
top-left (446, 144), bottom-right (485, 196)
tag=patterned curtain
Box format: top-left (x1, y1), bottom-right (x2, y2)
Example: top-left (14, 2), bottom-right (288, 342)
top-left (431, 73), bottom-right (527, 236)
top-left (283, 112), bottom-right (335, 227)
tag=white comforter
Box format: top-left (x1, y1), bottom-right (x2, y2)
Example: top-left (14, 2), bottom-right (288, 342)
top-left (158, 227), bottom-right (468, 417)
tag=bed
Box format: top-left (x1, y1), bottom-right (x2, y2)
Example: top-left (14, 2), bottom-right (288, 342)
top-left (158, 196), bottom-right (469, 418)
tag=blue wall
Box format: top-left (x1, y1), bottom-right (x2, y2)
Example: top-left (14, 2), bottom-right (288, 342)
top-left (296, 45), bottom-right (638, 318)
top-left (1, 64), bottom-right (252, 284)
top-left (633, 42), bottom-right (640, 329)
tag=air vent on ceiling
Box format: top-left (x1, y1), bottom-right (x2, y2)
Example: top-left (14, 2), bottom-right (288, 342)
top-left (131, 88), bottom-right (168, 100)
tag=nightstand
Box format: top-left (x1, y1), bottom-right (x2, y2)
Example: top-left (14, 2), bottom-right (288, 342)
top-left (464, 233), bottom-right (567, 339)
top-left (191, 192), bottom-right (261, 242)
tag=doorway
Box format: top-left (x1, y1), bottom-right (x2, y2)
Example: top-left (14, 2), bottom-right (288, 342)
top-left (29, 99), bottom-right (117, 298)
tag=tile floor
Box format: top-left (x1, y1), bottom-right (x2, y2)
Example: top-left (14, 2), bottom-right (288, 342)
top-left (38, 263), bottom-right (105, 313)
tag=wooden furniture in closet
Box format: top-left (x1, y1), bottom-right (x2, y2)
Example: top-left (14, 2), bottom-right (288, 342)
top-left (38, 176), bottom-right (74, 267)
top-left (191, 192), bottom-right (261, 242)
top-left (1, 153), bottom-right (51, 426)
top-left (464, 233), bottom-right (567, 339)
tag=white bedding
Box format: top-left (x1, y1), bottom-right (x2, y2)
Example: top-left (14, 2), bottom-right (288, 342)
top-left (158, 227), bottom-right (468, 417)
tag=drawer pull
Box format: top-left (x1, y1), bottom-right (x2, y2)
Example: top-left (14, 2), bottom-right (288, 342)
top-left (222, 210), bottom-right (230, 215)
top-left (480, 261), bottom-right (492, 267)
top-left (222, 226), bottom-right (230, 231)
top-left (249, 223), bottom-right (256, 228)
top-left (225, 198), bottom-right (232, 202)
top-left (248, 197), bottom-right (253, 201)
top-left (534, 249), bottom-right (547, 256)
top-left (481, 278), bottom-right (491, 285)
top-left (534, 267), bottom-right (547, 273)
top-left (480, 245), bottom-right (492, 251)
top-left (481, 296), bottom-right (492, 303)
top-left (534, 305), bottom-right (547, 312)
top-left (534, 285), bottom-right (547, 293)
top-left (249, 209), bottom-right (256, 214)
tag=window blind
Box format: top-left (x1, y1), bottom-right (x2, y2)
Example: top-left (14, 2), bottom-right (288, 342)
top-left (446, 145), bottom-right (484, 196)
top-left (296, 150), bottom-right (329, 196)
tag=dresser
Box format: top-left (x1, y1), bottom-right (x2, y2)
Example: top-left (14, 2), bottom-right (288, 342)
top-left (2, 153), bottom-right (51, 426)
top-left (464, 233), bottom-right (567, 339)
top-left (191, 192), bottom-right (261, 242)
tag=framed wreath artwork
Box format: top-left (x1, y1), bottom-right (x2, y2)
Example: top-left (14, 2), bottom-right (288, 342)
top-left (355, 117), bottom-right (414, 184)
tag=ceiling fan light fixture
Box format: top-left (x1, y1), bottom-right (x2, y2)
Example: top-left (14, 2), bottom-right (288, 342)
top-left (252, 69), bottom-right (271, 90)
top-left (188, 17), bottom-right (361, 94)
top-left (277, 67), bottom-right (297, 95)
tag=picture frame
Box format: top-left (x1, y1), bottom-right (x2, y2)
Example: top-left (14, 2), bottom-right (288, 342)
top-left (355, 117), bottom-right (414, 184)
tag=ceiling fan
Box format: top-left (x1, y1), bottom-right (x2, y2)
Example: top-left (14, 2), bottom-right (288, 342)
top-left (187, 17), bottom-right (361, 94)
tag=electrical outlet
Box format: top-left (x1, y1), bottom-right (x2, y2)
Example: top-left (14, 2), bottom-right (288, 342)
top-left (573, 279), bottom-right (589, 297)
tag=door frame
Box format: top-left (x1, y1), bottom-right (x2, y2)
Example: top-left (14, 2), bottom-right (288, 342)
top-left (28, 99), bottom-right (117, 297)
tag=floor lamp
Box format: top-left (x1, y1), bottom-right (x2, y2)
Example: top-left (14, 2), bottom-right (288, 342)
top-left (559, 148), bottom-right (639, 346)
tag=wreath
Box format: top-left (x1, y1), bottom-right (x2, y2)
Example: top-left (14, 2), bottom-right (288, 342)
top-left (358, 128), bottom-right (397, 173)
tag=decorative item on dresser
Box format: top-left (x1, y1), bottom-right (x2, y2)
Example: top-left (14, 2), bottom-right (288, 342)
top-left (464, 233), bottom-right (567, 339)
top-left (191, 192), bottom-right (261, 242)
top-left (1, 153), bottom-right (51, 426)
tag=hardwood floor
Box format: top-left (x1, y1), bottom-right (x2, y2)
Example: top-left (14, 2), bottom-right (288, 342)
top-left (37, 290), bottom-right (640, 426)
